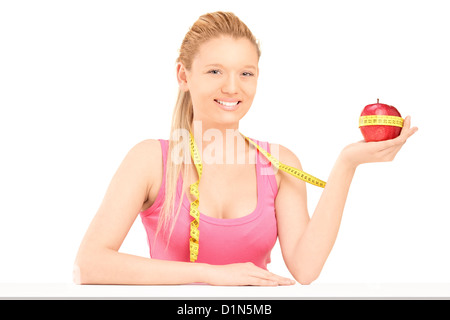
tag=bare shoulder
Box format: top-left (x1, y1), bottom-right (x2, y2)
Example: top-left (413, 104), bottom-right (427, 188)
top-left (269, 143), bottom-right (303, 169)
top-left (130, 138), bottom-right (161, 159)
top-left (119, 139), bottom-right (163, 194)
top-left (269, 142), bottom-right (304, 188)
top-left (123, 139), bottom-right (162, 170)
top-left (126, 139), bottom-right (163, 210)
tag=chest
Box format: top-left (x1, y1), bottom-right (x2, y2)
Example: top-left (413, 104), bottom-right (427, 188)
top-left (185, 163), bottom-right (259, 219)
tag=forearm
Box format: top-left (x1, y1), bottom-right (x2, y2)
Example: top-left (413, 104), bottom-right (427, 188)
top-left (293, 153), bottom-right (356, 283)
top-left (74, 248), bottom-right (208, 285)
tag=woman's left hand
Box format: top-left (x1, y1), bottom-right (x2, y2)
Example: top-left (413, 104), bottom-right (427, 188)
top-left (340, 116), bottom-right (419, 169)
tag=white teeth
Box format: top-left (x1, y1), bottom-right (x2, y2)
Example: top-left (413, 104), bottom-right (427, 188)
top-left (216, 100), bottom-right (239, 107)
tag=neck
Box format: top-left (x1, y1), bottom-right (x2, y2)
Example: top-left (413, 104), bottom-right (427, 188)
top-left (190, 119), bottom-right (250, 165)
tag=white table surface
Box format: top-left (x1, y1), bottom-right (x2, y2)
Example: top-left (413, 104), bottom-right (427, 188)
top-left (1, 283), bottom-right (450, 299)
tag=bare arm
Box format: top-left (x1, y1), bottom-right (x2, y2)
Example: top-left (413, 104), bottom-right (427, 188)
top-left (73, 139), bottom-right (209, 284)
top-left (276, 116), bottom-right (418, 284)
top-left (74, 139), bottom-right (294, 286)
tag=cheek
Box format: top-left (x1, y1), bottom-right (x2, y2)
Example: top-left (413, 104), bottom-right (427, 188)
top-left (242, 86), bottom-right (257, 106)
top-left (192, 81), bottom-right (217, 101)
top-left (242, 80), bottom-right (258, 96)
top-left (188, 84), bottom-right (213, 106)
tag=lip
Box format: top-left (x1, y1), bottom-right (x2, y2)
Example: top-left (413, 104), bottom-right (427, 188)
top-left (215, 98), bottom-right (241, 103)
top-left (214, 99), bottom-right (241, 111)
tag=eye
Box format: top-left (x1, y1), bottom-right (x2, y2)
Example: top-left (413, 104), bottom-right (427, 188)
top-left (207, 69), bottom-right (221, 75)
top-left (242, 72), bottom-right (255, 77)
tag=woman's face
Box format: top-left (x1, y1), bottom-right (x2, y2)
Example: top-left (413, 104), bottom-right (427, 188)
top-left (177, 36), bottom-right (259, 128)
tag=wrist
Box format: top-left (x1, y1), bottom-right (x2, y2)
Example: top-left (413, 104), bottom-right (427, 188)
top-left (337, 150), bottom-right (358, 173)
top-left (194, 262), bottom-right (214, 284)
top-left (338, 147), bottom-right (359, 172)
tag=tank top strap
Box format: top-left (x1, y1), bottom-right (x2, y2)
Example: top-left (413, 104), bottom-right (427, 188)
top-left (139, 139), bottom-right (169, 217)
top-left (158, 139), bottom-right (169, 176)
top-left (253, 138), bottom-right (279, 198)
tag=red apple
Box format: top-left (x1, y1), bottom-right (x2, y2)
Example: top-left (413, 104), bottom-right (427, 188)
top-left (359, 99), bottom-right (403, 142)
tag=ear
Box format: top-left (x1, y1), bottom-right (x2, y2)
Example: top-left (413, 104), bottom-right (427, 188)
top-left (176, 62), bottom-right (189, 92)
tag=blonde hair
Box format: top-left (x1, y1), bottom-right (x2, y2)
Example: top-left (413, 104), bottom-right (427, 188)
top-left (156, 11), bottom-right (261, 241)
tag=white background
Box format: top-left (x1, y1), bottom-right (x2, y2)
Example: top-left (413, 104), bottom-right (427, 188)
top-left (1, 0), bottom-right (449, 285)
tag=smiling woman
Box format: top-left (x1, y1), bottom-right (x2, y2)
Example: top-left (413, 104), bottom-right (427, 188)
top-left (74, 11), bottom-right (296, 286)
top-left (73, 11), bottom-right (417, 286)
top-left (178, 36), bottom-right (258, 123)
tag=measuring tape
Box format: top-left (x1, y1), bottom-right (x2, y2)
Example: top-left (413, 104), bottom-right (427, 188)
top-left (188, 131), bottom-right (326, 262)
top-left (188, 132), bottom-right (202, 262)
top-left (359, 115), bottom-right (404, 128)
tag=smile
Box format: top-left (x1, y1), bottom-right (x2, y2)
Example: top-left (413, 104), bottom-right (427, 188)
top-left (214, 99), bottom-right (241, 107)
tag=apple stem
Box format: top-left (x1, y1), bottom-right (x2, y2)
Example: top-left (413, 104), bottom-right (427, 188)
top-left (377, 98), bottom-right (379, 104)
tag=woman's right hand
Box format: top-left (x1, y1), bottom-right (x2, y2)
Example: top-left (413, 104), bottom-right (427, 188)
top-left (205, 262), bottom-right (296, 286)
top-left (339, 115), bottom-right (418, 169)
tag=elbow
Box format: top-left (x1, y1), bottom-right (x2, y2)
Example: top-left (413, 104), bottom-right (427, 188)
top-left (296, 277), bottom-right (316, 286)
top-left (73, 257), bottom-right (90, 285)
top-left (289, 257), bottom-right (324, 285)
top-left (72, 262), bottom-right (83, 285)
top-left (295, 276), bottom-right (317, 286)
top-left (293, 270), bottom-right (321, 285)
top-left (73, 250), bottom-right (98, 285)
top-left (74, 246), bottom-right (118, 284)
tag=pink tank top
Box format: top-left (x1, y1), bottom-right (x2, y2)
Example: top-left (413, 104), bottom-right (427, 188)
top-left (139, 138), bottom-right (279, 270)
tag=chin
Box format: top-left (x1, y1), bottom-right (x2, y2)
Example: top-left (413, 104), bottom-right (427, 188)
top-left (217, 108), bottom-right (250, 125)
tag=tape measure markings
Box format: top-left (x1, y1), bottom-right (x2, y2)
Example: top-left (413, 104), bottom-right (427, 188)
top-left (188, 131), bottom-right (326, 262)
top-left (359, 115), bottom-right (404, 128)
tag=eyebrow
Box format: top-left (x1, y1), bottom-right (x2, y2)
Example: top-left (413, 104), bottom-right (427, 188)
top-left (204, 63), bottom-right (257, 71)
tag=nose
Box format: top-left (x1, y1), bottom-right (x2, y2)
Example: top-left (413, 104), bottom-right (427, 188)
top-left (221, 74), bottom-right (239, 95)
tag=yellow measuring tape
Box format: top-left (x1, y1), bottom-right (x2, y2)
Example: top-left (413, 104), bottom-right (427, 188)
top-left (359, 115), bottom-right (404, 128)
top-left (188, 131), bottom-right (326, 262)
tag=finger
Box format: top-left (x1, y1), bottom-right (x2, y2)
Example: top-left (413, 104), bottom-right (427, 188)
top-left (403, 115), bottom-right (412, 129)
top-left (380, 116), bottom-right (417, 148)
top-left (370, 138), bottom-right (398, 152)
top-left (251, 278), bottom-right (278, 286)
top-left (250, 275), bottom-right (293, 286)
top-left (247, 263), bottom-right (295, 285)
top-left (269, 275), bottom-right (295, 285)
top-left (379, 146), bottom-right (401, 162)
top-left (259, 270), bottom-right (295, 286)
top-left (278, 278), bottom-right (296, 286)
top-left (400, 116), bottom-right (418, 139)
